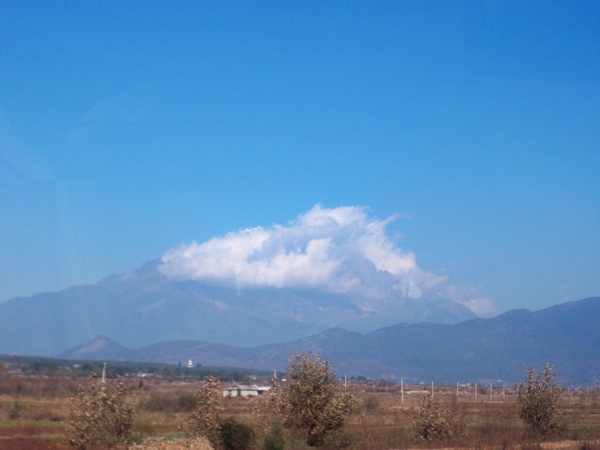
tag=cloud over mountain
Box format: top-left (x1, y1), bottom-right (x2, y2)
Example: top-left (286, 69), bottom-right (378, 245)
top-left (158, 204), bottom-right (496, 316)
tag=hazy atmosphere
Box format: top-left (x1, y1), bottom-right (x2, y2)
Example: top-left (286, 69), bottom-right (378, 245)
top-left (1, 1), bottom-right (599, 314)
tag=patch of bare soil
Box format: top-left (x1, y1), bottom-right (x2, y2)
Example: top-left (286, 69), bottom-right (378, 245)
top-left (0, 426), bottom-right (64, 450)
top-left (420, 440), bottom-right (600, 450)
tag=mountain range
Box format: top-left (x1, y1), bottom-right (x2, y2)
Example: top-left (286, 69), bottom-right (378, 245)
top-left (0, 260), bottom-right (474, 356)
top-left (60, 296), bottom-right (600, 385)
top-left (1, 260), bottom-right (597, 385)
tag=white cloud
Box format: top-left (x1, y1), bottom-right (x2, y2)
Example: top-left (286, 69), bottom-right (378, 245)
top-left (158, 204), bottom-right (497, 316)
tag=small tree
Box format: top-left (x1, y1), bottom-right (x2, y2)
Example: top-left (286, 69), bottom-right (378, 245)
top-left (517, 364), bottom-right (564, 437)
top-left (280, 353), bottom-right (356, 448)
top-left (182, 376), bottom-right (223, 449)
top-left (66, 376), bottom-right (134, 449)
top-left (412, 395), bottom-right (457, 442)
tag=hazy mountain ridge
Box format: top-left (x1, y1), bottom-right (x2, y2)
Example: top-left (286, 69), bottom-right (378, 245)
top-left (0, 260), bottom-right (475, 356)
top-left (59, 297), bottom-right (600, 385)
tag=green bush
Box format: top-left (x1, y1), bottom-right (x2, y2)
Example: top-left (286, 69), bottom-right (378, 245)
top-left (139, 393), bottom-right (178, 413)
top-left (179, 392), bottom-right (198, 411)
top-left (219, 417), bottom-right (255, 450)
top-left (363, 394), bottom-right (379, 413)
top-left (263, 421), bottom-right (285, 450)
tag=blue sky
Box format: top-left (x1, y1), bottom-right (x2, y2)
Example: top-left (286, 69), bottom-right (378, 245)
top-left (0, 1), bottom-right (599, 313)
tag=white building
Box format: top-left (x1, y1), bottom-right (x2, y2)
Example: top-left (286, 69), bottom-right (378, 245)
top-left (222, 384), bottom-right (271, 397)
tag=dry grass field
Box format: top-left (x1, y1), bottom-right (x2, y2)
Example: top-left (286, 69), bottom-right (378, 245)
top-left (0, 372), bottom-right (598, 450)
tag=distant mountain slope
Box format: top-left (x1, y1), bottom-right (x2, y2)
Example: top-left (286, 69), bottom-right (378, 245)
top-left (60, 297), bottom-right (600, 385)
top-left (0, 260), bottom-right (475, 356)
top-left (61, 335), bottom-right (135, 361)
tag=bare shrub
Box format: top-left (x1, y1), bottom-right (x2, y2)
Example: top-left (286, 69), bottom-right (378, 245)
top-left (253, 373), bottom-right (280, 437)
top-left (279, 353), bottom-right (356, 448)
top-left (182, 376), bottom-right (223, 449)
top-left (412, 395), bottom-right (457, 442)
top-left (517, 364), bottom-right (564, 437)
top-left (66, 376), bottom-right (134, 449)
top-left (253, 374), bottom-right (286, 449)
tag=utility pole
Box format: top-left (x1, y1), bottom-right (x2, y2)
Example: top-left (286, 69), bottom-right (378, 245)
top-left (431, 380), bottom-right (434, 398)
top-left (401, 378), bottom-right (404, 404)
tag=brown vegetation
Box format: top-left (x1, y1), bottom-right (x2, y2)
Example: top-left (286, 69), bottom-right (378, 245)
top-left (181, 376), bottom-right (223, 449)
top-left (131, 436), bottom-right (214, 450)
top-left (518, 364), bottom-right (565, 437)
top-left (277, 353), bottom-right (357, 447)
top-left (0, 364), bottom-right (599, 449)
top-left (66, 375), bottom-right (134, 449)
